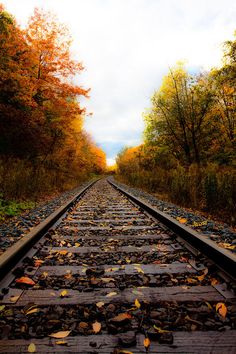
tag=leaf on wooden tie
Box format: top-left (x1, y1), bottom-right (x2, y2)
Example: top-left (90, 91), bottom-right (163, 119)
top-left (10, 295), bottom-right (20, 303)
top-left (153, 325), bottom-right (170, 333)
top-left (132, 289), bottom-right (143, 296)
top-left (106, 291), bottom-right (117, 297)
top-left (92, 321), bottom-right (101, 333)
top-left (111, 313), bottom-right (132, 322)
top-left (49, 330), bottom-right (71, 338)
top-left (0, 305), bottom-right (5, 312)
top-left (134, 266), bottom-right (144, 274)
top-left (96, 301), bottom-right (105, 308)
top-left (16, 277), bottom-right (35, 286)
top-left (55, 341), bottom-right (68, 346)
top-left (135, 299), bottom-right (141, 308)
top-left (60, 290), bottom-right (68, 298)
top-left (105, 267), bottom-right (119, 273)
top-left (216, 303), bottom-right (227, 318)
top-left (143, 337), bottom-right (151, 349)
top-left (118, 351), bottom-right (133, 354)
top-left (28, 343), bottom-right (36, 353)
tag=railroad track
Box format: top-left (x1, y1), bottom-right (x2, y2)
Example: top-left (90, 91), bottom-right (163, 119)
top-left (0, 178), bottom-right (235, 353)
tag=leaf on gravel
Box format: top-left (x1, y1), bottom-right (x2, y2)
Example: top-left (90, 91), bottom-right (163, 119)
top-left (55, 341), bottom-right (68, 346)
top-left (0, 305), bottom-right (5, 312)
top-left (176, 217), bottom-right (187, 224)
top-left (153, 325), bottom-right (170, 333)
top-left (16, 277), bottom-right (35, 286)
top-left (210, 278), bottom-right (219, 286)
top-left (100, 277), bottom-right (115, 283)
top-left (92, 321), bottom-right (101, 333)
top-left (96, 301), bottom-right (105, 308)
top-left (75, 243), bottom-right (81, 247)
top-left (25, 308), bottom-right (39, 315)
top-left (34, 260), bottom-right (44, 267)
top-left (216, 303), bottom-right (227, 318)
top-left (197, 268), bottom-right (208, 282)
top-left (49, 330), bottom-right (71, 338)
top-left (60, 290), bottom-right (68, 298)
top-left (143, 337), bottom-right (150, 349)
top-left (111, 313), bottom-right (132, 322)
top-left (57, 250), bottom-right (68, 255)
top-left (186, 277), bottom-right (198, 284)
top-left (205, 302), bottom-right (213, 310)
top-left (106, 291), bottom-right (117, 297)
top-left (28, 343), bottom-right (36, 353)
top-left (10, 295), bottom-right (20, 303)
top-left (135, 299), bottom-right (141, 308)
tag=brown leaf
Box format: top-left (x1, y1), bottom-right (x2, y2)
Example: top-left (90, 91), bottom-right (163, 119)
top-left (106, 291), bottom-right (117, 297)
top-left (96, 301), bottom-right (105, 308)
top-left (92, 321), bottom-right (101, 333)
top-left (49, 330), bottom-right (71, 338)
top-left (111, 313), bottom-right (132, 322)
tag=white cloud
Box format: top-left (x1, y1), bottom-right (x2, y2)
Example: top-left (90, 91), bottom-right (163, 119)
top-left (2, 0), bottom-right (236, 163)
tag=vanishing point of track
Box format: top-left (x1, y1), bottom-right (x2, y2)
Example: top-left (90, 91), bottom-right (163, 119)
top-left (0, 178), bottom-right (235, 353)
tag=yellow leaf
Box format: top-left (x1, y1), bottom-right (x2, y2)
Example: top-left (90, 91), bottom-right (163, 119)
top-left (153, 325), bottom-right (170, 333)
top-left (106, 291), bottom-right (117, 297)
top-left (28, 343), bottom-right (36, 353)
top-left (58, 250), bottom-right (68, 256)
top-left (96, 301), bottom-right (105, 308)
top-left (211, 278), bottom-right (219, 286)
top-left (60, 290), bottom-right (68, 298)
top-left (216, 303), bottom-right (227, 318)
top-left (26, 308), bottom-right (39, 315)
top-left (205, 302), bottom-right (213, 310)
top-left (55, 341), bottom-right (68, 346)
top-left (92, 321), bottom-right (101, 333)
top-left (143, 337), bottom-right (151, 348)
top-left (135, 299), bottom-right (141, 308)
top-left (134, 266), bottom-right (144, 274)
top-left (75, 243), bottom-right (81, 247)
top-left (0, 305), bottom-right (5, 312)
top-left (49, 330), bottom-right (71, 338)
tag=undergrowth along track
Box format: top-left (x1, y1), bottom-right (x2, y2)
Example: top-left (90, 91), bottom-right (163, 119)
top-left (0, 178), bottom-right (235, 353)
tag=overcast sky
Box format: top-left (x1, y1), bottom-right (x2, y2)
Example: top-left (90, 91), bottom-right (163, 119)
top-left (3, 0), bottom-right (236, 165)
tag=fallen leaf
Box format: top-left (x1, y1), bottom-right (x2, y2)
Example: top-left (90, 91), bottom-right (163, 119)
top-left (186, 277), bottom-right (198, 284)
top-left (143, 337), bottom-right (151, 350)
top-left (55, 341), bottom-right (68, 346)
top-left (0, 305), bottom-right (5, 312)
top-left (100, 277), bottom-right (115, 283)
top-left (177, 217), bottom-right (187, 224)
top-left (28, 343), bottom-right (36, 353)
top-left (16, 277), bottom-right (35, 286)
top-left (135, 299), bottom-right (141, 308)
top-left (205, 301), bottom-right (213, 310)
top-left (57, 250), bottom-right (68, 256)
top-left (49, 330), bottom-right (71, 338)
top-left (96, 301), bottom-right (105, 308)
top-left (75, 243), bottom-right (81, 247)
top-left (92, 321), bottom-right (101, 333)
top-left (211, 278), bottom-right (219, 286)
top-left (10, 295), bottom-right (20, 303)
top-left (60, 290), bottom-right (68, 298)
top-left (153, 325), bottom-right (170, 333)
top-left (106, 291), bottom-right (117, 297)
top-left (34, 260), bottom-right (44, 267)
top-left (26, 308), bottom-right (39, 315)
top-left (134, 266), bottom-right (144, 274)
top-left (216, 303), bottom-right (227, 318)
top-left (111, 313), bottom-right (132, 322)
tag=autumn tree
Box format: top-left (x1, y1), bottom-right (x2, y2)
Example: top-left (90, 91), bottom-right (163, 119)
top-left (144, 63), bottom-right (214, 165)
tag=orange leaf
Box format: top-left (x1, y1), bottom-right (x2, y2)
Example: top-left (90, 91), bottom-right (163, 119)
top-left (49, 330), bottom-right (71, 338)
top-left (216, 303), bottom-right (227, 318)
top-left (92, 321), bottom-right (101, 333)
top-left (111, 313), bottom-right (132, 322)
top-left (16, 277), bottom-right (35, 286)
top-left (143, 337), bottom-right (151, 349)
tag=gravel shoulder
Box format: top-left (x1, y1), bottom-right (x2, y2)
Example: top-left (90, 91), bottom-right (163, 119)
top-left (112, 177), bottom-right (236, 254)
top-left (0, 179), bottom-right (96, 255)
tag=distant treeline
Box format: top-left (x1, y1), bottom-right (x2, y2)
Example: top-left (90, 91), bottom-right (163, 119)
top-left (0, 5), bottom-right (106, 199)
top-left (117, 34), bottom-right (236, 224)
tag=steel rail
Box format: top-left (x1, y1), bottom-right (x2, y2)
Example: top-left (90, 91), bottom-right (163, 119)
top-left (0, 179), bottom-right (98, 280)
top-left (108, 178), bottom-right (236, 280)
